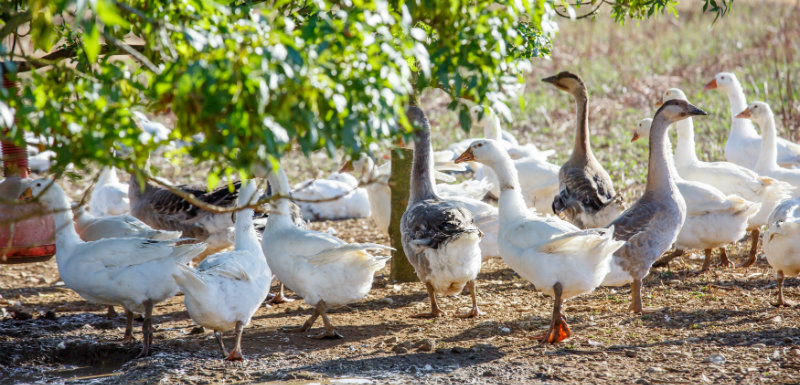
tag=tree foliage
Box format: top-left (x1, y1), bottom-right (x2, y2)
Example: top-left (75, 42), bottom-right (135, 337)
top-left (0, 0), bottom-right (732, 186)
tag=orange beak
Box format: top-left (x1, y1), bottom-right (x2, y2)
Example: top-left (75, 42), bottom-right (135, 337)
top-left (339, 160), bottom-right (354, 173)
top-left (631, 132), bottom-right (640, 142)
top-left (655, 97), bottom-right (663, 107)
top-left (735, 108), bottom-right (751, 119)
top-left (454, 148), bottom-right (474, 163)
top-left (703, 78), bottom-right (718, 90)
top-left (19, 187), bottom-right (33, 201)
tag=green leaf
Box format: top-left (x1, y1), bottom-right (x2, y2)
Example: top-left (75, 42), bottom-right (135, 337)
top-left (95, 0), bottom-right (131, 28)
top-left (83, 23), bottom-right (101, 63)
top-left (207, 172), bottom-right (220, 190)
top-left (458, 105), bottom-right (472, 133)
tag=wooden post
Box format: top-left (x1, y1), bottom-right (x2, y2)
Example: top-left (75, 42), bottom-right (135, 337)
top-left (388, 147), bottom-right (418, 282)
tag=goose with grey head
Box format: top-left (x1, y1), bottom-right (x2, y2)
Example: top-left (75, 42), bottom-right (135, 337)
top-left (401, 105), bottom-right (484, 319)
top-left (454, 140), bottom-right (623, 343)
top-left (542, 71), bottom-right (624, 229)
top-left (19, 179), bottom-right (207, 357)
top-left (704, 72), bottom-right (800, 169)
top-left (631, 118), bottom-right (760, 274)
top-left (341, 155), bottom-right (494, 238)
top-left (601, 100), bottom-right (705, 313)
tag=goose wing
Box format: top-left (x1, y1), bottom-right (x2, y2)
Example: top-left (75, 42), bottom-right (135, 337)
top-left (402, 200), bottom-right (481, 250)
top-left (558, 165), bottom-right (616, 214)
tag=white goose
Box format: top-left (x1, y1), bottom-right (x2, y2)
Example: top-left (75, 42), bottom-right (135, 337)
top-left (469, 105), bottom-right (555, 161)
top-left (763, 197), bottom-right (800, 307)
top-left (633, 118), bottom-right (760, 273)
top-left (656, 88), bottom-right (793, 267)
top-left (455, 139), bottom-right (623, 343)
top-left (132, 111), bottom-right (171, 143)
top-left (172, 180), bottom-right (271, 360)
top-left (736, 102), bottom-right (800, 191)
top-left (704, 72), bottom-right (800, 169)
top-left (445, 104), bottom-right (554, 160)
top-left (262, 167), bottom-right (392, 338)
top-left (291, 172), bottom-right (371, 221)
top-left (89, 167), bottom-right (130, 217)
top-left (20, 179), bottom-right (206, 357)
top-left (474, 154), bottom-right (560, 214)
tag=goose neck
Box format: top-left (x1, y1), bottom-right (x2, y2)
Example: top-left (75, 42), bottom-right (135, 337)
top-left (486, 155), bottom-right (528, 228)
top-left (646, 115), bottom-right (679, 194)
top-left (755, 113), bottom-right (778, 171)
top-left (673, 118), bottom-right (699, 167)
top-left (571, 93), bottom-right (591, 158)
top-left (482, 112), bottom-right (503, 141)
top-left (725, 83), bottom-right (758, 137)
top-left (409, 129), bottom-right (438, 203)
top-left (45, 187), bottom-right (84, 268)
top-left (233, 207), bottom-right (260, 253)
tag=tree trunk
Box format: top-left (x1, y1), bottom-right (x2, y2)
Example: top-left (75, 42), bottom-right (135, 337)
top-left (389, 147), bottom-right (418, 282)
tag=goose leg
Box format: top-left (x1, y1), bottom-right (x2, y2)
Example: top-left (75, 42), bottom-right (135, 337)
top-left (106, 306), bottom-right (118, 319)
top-left (773, 271), bottom-right (796, 307)
top-left (225, 321), bottom-right (245, 360)
top-left (696, 249), bottom-right (714, 274)
top-left (309, 301), bottom-right (343, 339)
top-left (412, 282), bottom-right (446, 318)
top-left (718, 247), bottom-right (734, 267)
top-left (121, 309), bottom-right (135, 343)
top-left (282, 306), bottom-right (320, 333)
top-left (136, 299), bottom-right (154, 358)
top-left (739, 229), bottom-right (760, 268)
top-left (456, 280), bottom-right (483, 318)
top-left (652, 249), bottom-right (683, 268)
top-left (214, 331), bottom-right (229, 357)
top-left (267, 283), bottom-right (294, 304)
top-left (628, 278), bottom-right (659, 314)
top-left (532, 282), bottom-right (571, 343)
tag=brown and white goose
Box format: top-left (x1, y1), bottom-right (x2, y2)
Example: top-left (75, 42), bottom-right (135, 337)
top-left (542, 71), bottom-right (623, 229)
top-left (601, 100), bottom-right (705, 313)
top-left (401, 105), bottom-right (484, 318)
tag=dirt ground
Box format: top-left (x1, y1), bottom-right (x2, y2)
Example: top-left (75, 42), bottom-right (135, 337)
top-left (1, 217), bottom-right (799, 385)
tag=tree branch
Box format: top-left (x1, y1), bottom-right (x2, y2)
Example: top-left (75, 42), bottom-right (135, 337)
top-left (7, 44), bottom-right (146, 73)
top-left (0, 10), bottom-right (31, 41)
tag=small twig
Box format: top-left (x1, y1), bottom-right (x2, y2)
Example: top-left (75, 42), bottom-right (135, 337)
top-left (139, 169), bottom-right (385, 216)
top-left (102, 32), bottom-right (160, 74)
top-left (11, 44), bottom-right (146, 73)
top-left (554, 1), bottom-right (604, 19)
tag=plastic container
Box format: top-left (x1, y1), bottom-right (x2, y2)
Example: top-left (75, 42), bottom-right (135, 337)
top-left (0, 75), bottom-right (56, 264)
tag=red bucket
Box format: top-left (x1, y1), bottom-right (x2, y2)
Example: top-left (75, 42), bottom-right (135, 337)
top-left (0, 75), bottom-right (56, 263)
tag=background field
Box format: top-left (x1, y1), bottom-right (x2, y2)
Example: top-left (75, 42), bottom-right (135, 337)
top-left (2, 2), bottom-right (800, 384)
